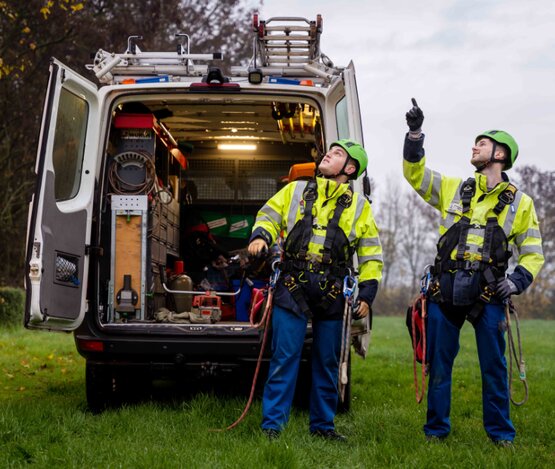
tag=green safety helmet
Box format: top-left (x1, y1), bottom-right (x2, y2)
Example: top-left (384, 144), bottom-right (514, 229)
top-left (330, 139), bottom-right (368, 178)
top-left (475, 130), bottom-right (519, 170)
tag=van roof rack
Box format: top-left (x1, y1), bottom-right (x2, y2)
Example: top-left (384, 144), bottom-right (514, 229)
top-left (86, 14), bottom-right (342, 86)
top-left (230, 13), bottom-right (342, 85)
top-left (86, 34), bottom-right (222, 84)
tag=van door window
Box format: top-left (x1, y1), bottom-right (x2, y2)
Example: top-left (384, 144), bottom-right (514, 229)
top-left (52, 88), bottom-right (89, 201)
top-left (335, 96), bottom-right (349, 139)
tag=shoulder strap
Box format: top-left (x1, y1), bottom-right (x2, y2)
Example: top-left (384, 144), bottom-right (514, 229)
top-left (321, 188), bottom-right (353, 264)
top-left (459, 177), bottom-right (476, 214)
top-left (297, 179), bottom-right (318, 260)
top-left (493, 183), bottom-right (518, 215)
top-left (455, 178), bottom-right (475, 260)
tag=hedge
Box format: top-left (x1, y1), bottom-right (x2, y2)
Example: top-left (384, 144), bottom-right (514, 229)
top-left (0, 287), bottom-right (25, 328)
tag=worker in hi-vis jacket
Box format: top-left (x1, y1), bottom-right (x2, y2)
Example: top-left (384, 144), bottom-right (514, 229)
top-left (403, 99), bottom-right (544, 446)
top-left (248, 139), bottom-right (383, 441)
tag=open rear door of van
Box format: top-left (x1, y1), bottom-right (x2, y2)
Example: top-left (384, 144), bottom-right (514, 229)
top-left (325, 61), bottom-right (370, 357)
top-left (25, 59), bottom-right (100, 331)
top-left (325, 61), bottom-right (364, 145)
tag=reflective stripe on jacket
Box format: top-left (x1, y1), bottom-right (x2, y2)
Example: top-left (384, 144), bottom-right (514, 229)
top-left (403, 147), bottom-right (544, 279)
top-left (251, 177), bottom-right (383, 283)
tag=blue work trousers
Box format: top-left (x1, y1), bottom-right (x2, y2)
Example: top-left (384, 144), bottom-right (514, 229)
top-left (425, 302), bottom-right (516, 442)
top-left (261, 305), bottom-right (343, 432)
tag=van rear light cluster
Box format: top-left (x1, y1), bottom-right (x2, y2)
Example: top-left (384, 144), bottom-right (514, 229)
top-left (77, 338), bottom-right (105, 352)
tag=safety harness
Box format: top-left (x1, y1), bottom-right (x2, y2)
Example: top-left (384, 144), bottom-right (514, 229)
top-left (429, 177), bottom-right (517, 323)
top-left (281, 179), bottom-right (354, 316)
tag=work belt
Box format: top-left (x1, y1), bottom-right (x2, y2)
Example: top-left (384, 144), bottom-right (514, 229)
top-left (431, 259), bottom-right (505, 275)
top-left (279, 259), bottom-right (352, 278)
top-left (280, 263), bottom-right (350, 318)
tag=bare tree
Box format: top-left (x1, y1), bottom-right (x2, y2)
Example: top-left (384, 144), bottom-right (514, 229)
top-left (512, 165), bottom-right (555, 317)
top-left (398, 191), bottom-right (437, 295)
top-left (374, 176), bottom-right (403, 289)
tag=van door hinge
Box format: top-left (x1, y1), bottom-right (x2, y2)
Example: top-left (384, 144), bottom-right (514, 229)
top-left (85, 245), bottom-right (104, 256)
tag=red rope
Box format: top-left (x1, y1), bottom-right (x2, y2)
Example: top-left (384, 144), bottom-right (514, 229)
top-left (249, 288), bottom-right (268, 328)
top-left (411, 294), bottom-right (427, 404)
top-left (212, 287), bottom-right (274, 431)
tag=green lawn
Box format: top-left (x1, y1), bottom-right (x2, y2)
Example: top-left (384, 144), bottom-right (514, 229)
top-left (1, 317), bottom-right (554, 468)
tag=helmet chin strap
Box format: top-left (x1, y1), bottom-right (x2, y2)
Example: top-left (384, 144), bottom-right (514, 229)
top-left (323, 155), bottom-right (353, 179)
top-left (475, 142), bottom-right (500, 172)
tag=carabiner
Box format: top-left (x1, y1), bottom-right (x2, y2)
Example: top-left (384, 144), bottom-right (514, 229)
top-left (343, 274), bottom-right (357, 299)
top-left (420, 264), bottom-right (432, 294)
top-left (270, 260), bottom-right (281, 288)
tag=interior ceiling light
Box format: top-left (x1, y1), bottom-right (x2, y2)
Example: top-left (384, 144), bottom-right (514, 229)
top-left (218, 143), bottom-right (257, 151)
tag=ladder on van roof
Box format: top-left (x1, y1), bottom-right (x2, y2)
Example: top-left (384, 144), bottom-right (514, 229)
top-left (86, 14), bottom-right (342, 85)
top-left (231, 14), bottom-right (342, 84)
top-left (253, 14), bottom-right (323, 67)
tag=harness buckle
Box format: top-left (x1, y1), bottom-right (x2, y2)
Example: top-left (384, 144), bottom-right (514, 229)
top-left (462, 183), bottom-right (474, 193)
top-left (338, 191), bottom-right (352, 207)
top-left (498, 190), bottom-right (515, 206)
top-left (326, 283), bottom-right (341, 302)
top-left (479, 285), bottom-right (495, 303)
top-left (303, 190), bottom-right (317, 201)
top-left (463, 260), bottom-right (481, 271)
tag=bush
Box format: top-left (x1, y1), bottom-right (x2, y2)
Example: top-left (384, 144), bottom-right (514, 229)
top-left (0, 287), bottom-right (25, 328)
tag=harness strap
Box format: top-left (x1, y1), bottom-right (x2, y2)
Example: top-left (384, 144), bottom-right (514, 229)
top-left (493, 183), bottom-right (517, 215)
top-left (280, 259), bottom-right (352, 278)
top-left (298, 179), bottom-right (318, 260)
top-left (480, 217), bottom-right (497, 265)
top-left (318, 277), bottom-right (343, 311)
top-left (321, 189), bottom-right (353, 264)
top-left (454, 178), bottom-right (475, 261)
top-left (282, 273), bottom-right (312, 317)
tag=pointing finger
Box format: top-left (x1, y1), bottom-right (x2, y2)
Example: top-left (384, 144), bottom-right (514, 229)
top-left (411, 97), bottom-right (418, 108)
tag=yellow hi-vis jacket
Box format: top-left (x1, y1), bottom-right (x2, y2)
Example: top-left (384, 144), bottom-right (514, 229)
top-left (403, 155), bottom-right (544, 281)
top-left (251, 177), bottom-right (383, 286)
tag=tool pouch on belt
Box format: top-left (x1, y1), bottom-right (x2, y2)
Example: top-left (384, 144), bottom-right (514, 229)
top-left (452, 270), bottom-right (482, 306)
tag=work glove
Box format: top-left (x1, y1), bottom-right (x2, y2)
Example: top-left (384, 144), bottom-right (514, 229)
top-left (496, 277), bottom-right (519, 301)
top-left (405, 98), bottom-right (424, 132)
top-left (247, 238), bottom-right (268, 257)
top-left (352, 299), bottom-right (370, 319)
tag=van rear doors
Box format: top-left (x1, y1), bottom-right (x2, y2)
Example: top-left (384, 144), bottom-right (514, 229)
top-left (25, 59), bottom-right (100, 331)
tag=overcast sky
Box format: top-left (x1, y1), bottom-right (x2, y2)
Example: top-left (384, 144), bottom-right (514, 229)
top-left (257, 0), bottom-right (555, 193)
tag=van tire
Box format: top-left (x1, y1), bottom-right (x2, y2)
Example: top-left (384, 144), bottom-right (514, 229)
top-left (86, 362), bottom-right (121, 413)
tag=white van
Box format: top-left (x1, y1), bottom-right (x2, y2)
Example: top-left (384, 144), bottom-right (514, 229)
top-left (24, 15), bottom-right (369, 412)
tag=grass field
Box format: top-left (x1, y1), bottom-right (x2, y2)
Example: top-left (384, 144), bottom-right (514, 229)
top-left (1, 317), bottom-right (554, 468)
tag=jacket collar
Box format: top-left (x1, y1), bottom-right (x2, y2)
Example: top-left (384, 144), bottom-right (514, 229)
top-left (474, 171), bottom-right (510, 194)
top-left (315, 176), bottom-right (350, 200)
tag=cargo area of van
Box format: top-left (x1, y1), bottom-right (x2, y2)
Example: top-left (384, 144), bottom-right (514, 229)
top-left (96, 95), bottom-right (323, 327)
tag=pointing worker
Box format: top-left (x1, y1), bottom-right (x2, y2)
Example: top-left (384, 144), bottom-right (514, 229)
top-left (403, 98), bottom-right (544, 445)
top-left (248, 139), bottom-right (383, 440)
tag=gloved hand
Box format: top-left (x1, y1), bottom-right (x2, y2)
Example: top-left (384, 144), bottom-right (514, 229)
top-left (405, 98), bottom-right (424, 131)
top-left (496, 277), bottom-right (519, 300)
top-left (247, 238), bottom-right (268, 257)
top-left (352, 299), bottom-right (370, 319)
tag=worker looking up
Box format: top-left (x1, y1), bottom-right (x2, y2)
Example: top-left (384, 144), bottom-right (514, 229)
top-left (248, 139), bottom-right (383, 441)
top-left (403, 99), bottom-right (544, 446)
